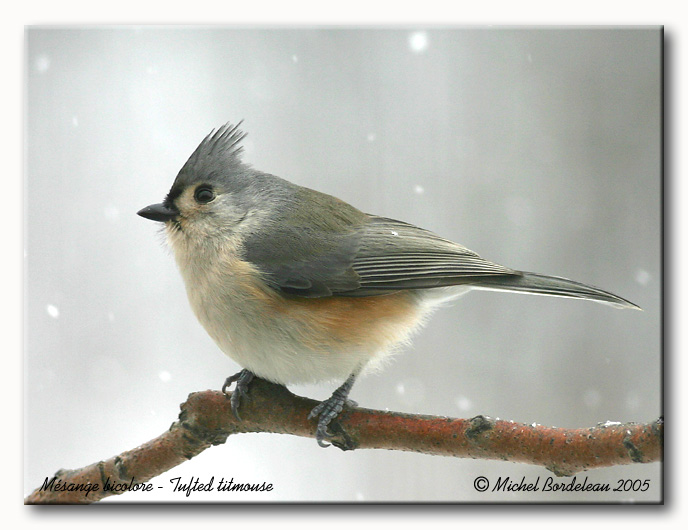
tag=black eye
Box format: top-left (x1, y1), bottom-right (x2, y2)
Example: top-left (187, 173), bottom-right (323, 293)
top-left (194, 185), bottom-right (215, 204)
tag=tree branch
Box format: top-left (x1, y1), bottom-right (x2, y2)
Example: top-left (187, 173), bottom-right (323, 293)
top-left (25, 378), bottom-right (663, 504)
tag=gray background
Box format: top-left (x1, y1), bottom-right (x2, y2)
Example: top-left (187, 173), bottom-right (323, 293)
top-left (25, 27), bottom-right (661, 502)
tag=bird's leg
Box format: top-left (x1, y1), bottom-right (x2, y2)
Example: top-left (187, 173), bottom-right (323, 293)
top-left (308, 372), bottom-right (358, 447)
top-left (222, 369), bottom-right (255, 420)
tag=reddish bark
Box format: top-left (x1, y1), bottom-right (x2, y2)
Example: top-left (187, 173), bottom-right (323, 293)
top-left (25, 379), bottom-right (662, 504)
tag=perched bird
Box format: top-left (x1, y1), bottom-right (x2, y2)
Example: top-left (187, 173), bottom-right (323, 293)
top-left (138, 122), bottom-right (639, 446)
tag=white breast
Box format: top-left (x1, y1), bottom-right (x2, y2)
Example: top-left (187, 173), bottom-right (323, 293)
top-left (166, 225), bottom-right (471, 386)
top-left (168, 228), bottom-right (397, 384)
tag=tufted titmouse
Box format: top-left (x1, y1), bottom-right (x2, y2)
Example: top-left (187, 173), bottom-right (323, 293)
top-left (138, 122), bottom-right (639, 447)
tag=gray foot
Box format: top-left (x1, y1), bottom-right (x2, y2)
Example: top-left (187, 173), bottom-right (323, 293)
top-left (222, 369), bottom-right (254, 420)
top-left (308, 374), bottom-right (357, 447)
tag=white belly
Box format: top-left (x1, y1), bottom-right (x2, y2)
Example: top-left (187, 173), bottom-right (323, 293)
top-left (169, 228), bottom-right (470, 386)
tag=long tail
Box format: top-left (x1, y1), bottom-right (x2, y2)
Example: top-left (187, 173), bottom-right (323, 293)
top-left (470, 271), bottom-right (640, 309)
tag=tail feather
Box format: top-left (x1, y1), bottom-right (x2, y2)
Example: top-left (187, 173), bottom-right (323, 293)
top-left (470, 271), bottom-right (640, 310)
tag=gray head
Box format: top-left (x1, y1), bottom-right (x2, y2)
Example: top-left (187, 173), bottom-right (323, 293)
top-left (165, 122), bottom-right (249, 208)
top-left (138, 122), bottom-right (288, 242)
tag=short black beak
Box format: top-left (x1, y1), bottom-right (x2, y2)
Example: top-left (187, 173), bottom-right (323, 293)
top-left (137, 203), bottom-right (179, 222)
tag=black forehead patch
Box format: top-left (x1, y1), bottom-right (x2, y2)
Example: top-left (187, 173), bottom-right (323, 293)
top-left (163, 182), bottom-right (183, 208)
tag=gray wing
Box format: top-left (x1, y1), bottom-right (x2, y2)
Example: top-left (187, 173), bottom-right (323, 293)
top-left (242, 210), bottom-right (637, 308)
top-left (243, 224), bottom-right (362, 297)
top-left (347, 216), bottom-right (516, 295)
top-left (243, 213), bottom-right (516, 298)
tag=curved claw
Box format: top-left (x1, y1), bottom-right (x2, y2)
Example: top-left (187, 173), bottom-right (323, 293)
top-left (309, 396), bottom-right (355, 447)
top-left (221, 373), bottom-right (240, 394)
top-left (308, 373), bottom-right (359, 447)
top-left (315, 425), bottom-right (332, 448)
top-left (221, 369), bottom-right (255, 420)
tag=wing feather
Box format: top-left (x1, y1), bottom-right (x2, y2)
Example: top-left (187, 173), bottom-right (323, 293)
top-left (348, 217), bottom-right (516, 293)
top-left (244, 210), bottom-right (517, 297)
